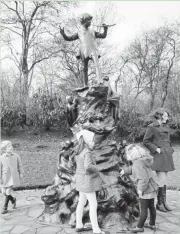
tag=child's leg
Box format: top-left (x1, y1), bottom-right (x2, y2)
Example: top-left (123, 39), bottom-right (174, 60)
top-left (6, 186), bottom-right (13, 196)
top-left (137, 198), bottom-right (149, 228)
top-left (148, 198), bottom-right (156, 226)
top-left (85, 192), bottom-right (101, 233)
top-left (6, 186), bottom-right (16, 208)
top-left (1, 187), bottom-right (6, 196)
top-left (1, 188), bottom-right (9, 213)
top-left (1, 187), bottom-right (7, 206)
top-left (76, 192), bottom-right (87, 228)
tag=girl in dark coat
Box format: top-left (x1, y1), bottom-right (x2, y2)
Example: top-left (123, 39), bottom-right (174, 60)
top-left (143, 108), bottom-right (175, 212)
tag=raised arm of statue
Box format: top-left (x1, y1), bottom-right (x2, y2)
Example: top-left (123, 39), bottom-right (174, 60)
top-left (60, 26), bottom-right (79, 41)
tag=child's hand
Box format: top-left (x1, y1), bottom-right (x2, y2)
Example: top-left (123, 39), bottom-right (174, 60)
top-left (138, 190), bottom-right (142, 196)
top-left (119, 169), bottom-right (125, 177)
top-left (156, 148), bottom-right (161, 154)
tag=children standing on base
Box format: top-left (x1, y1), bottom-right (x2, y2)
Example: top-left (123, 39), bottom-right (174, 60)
top-left (120, 144), bottom-right (158, 233)
top-left (0, 140), bottom-right (23, 214)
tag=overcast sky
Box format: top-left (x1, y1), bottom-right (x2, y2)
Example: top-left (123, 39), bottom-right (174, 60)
top-left (1, 1), bottom-right (180, 71)
top-left (74, 1), bottom-right (180, 52)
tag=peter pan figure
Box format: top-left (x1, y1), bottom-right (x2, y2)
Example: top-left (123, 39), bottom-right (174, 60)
top-left (60, 13), bottom-right (108, 87)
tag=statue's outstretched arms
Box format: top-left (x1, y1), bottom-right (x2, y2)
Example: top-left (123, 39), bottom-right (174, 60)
top-left (60, 26), bottom-right (79, 41)
top-left (95, 24), bottom-right (108, 39)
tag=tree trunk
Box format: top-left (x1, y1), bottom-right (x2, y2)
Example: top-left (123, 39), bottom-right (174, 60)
top-left (21, 71), bottom-right (29, 117)
top-left (149, 92), bottom-right (155, 111)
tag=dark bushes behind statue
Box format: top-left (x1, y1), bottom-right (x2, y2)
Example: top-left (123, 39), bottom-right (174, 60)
top-left (116, 110), bottom-right (180, 141)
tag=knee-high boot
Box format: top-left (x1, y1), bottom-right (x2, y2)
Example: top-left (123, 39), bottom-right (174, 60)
top-left (156, 187), bottom-right (167, 212)
top-left (1, 195), bottom-right (10, 214)
top-left (163, 185), bottom-right (172, 211)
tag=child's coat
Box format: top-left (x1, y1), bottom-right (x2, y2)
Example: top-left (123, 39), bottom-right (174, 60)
top-left (123, 156), bottom-right (158, 196)
top-left (0, 153), bottom-right (23, 187)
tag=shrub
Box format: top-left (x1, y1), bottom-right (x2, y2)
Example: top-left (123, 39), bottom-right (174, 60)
top-left (1, 106), bottom-right (26, 135)
top-left (28, 93), bottom-right (67, 131)
top-left (116, 110), bottom-right (180, 141)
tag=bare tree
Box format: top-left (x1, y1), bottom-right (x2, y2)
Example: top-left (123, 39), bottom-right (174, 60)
top-left (0, 1), bottom-right (74, 114)
top-left (120, 26), bottom-right (177, 111)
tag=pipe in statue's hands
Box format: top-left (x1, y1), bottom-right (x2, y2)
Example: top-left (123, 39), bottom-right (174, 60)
top-left (93, 23), bottom-right (116, 28)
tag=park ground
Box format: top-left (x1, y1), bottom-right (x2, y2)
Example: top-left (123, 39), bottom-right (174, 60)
top-left (1, 129), bottom-right (180, 190)
top-left (0, 189), bottom-right (180, 233)
top-left (1, 130), bottom-right (180, 234)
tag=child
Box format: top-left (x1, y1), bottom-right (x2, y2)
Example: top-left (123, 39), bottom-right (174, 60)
top-left (119, 144), bottom-right (158, 233)
top-left (75, 128), bottom-right (109, 234)
top-left (0, 140), bottom-right (23, 214)
top-left (60, 13), bottom-right (108, 86)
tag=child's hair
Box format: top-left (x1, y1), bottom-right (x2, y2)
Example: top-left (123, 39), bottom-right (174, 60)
top-left (153, 108), bottom-right (169, 120)
top-left (79, 13), bottom-right (93, 25)
top-left (75, 135), bottom-right (86, 155)
top-left (76, 129), bottom-right (95, 153)
top-left (0, 140), bottom-right (12, 154)
top-left (125, 143), bottom-right (150, 161)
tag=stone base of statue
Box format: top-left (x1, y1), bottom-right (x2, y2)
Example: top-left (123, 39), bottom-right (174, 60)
top-left (39, 84), bottom-right (139, 229)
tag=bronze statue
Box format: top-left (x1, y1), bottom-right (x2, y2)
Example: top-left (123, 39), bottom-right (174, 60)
top-left (60, 13), bottom-right (108, 86)
top-left (65, 96), bottom-right (79, 127)
top-left (40, 14), bottom-right (139, 231)
top-left (103, 76), bottom-right (120, 120)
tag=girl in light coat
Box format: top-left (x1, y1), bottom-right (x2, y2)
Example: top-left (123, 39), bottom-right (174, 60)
top-left (120, 144), bottom-right (159, 233)
top-left (0, 140), bottom-right (23, 214)
top-left (75, 129), bottom-right (109, 234)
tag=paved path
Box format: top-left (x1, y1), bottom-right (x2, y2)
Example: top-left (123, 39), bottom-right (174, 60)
top-left (0, 190), bottom-right (180, 234)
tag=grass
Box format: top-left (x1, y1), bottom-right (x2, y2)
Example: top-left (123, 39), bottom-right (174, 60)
top-left (1, 129), bottom-right (72, 189)
top-left (1, 129), bottom-right (180, 190)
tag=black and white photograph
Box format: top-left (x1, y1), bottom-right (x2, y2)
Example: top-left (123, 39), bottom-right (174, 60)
top-left (0, 1), bottom-right (180, 234)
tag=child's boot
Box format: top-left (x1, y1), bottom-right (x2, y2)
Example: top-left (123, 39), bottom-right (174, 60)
top-left (163, 185), bottom-right (172, 211)
top-left (144, 223), bottom-right (156, 230)
top-left (130, 226), bottom-right (144, 233)
top-left (156, 187), bottom-right (167, 212)
top-left (1, 195), bottom-right (10, 214)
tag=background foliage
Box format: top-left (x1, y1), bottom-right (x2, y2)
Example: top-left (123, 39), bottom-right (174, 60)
top-left (0, 1), bottom-right (180, 140)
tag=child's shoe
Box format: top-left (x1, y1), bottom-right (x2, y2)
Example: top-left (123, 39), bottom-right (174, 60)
top-left (93, 231), bottom-right (110, 234)
top-left (130, 226), bottom-right (144, 233)
top-left (144, 223), bottom-right (156, 230)
top-left (1, 208), bottom-right (8, 214)
top-left (2, 195), bottom-right (9, 214)
top-left (75, 224), bottom-right (92, 232)
top-left (12, 197), bottom-right (16, 209)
